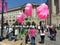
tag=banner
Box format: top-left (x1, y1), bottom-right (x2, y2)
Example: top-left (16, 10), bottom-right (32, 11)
top-left (0, 0), bottom-right (2, 2)
top-left (4, 2), bottom-right (7, 12)
top-left (0, 1), bottom-right (7, 12)
top-left (0, 1), bottom-right (2, 12)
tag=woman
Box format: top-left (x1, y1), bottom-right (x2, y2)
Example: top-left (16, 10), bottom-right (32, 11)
top-left (50, 25), bottom-right (57, 41)
top-left (28, 26), bottom-right (37, 45)
top-left (40, 26), bottom-right (45, 44)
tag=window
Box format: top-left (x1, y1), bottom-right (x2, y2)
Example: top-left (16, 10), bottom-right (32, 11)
top-left (13, 20), bottom-right (15, 22)
top-left (9, 20), bottom-right (11, 22)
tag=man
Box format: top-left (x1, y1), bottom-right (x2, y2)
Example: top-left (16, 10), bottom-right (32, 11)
top-left (8, 27), bottom-right (13, 41)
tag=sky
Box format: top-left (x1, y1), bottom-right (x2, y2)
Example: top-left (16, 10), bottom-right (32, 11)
top-left (5, 0), bottom-right (47, 9)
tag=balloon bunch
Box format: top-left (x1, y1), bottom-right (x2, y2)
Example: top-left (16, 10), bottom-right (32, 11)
top-left (36, 3), bottom-right (49, 20)
top-left (16, 3), bottom-right (32, 23)
top-left (25, 3), bottom-right (32, 16)
top-left (16, 12), bottom-right (24, 23)
top-left (16, 3), bottom-right (49, 23)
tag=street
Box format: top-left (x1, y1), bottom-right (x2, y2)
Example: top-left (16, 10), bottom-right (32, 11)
top-left (0, 30), bottom-right (60, 45)
top-left (36, 30), bottom-right (60, 45)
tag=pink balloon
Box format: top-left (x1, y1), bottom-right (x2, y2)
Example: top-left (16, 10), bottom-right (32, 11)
top-left (37, 11), bottom-right (48, 19)
top-left (25, 7), bottom-right (32, 16)
top-left (40, 3), bottom-right (49, 15)
top-left (40, 3), bottom-right (48, 8)
top-left (16, 12), bottom-right (24, 23)
top-left (36, 6), bottom-right (43, 15)
top-left (25, 3), bottom-right (32, 16)
top-left (26, 3), bottom-right (32, 8)
top-left (36, 3), bottom-right (49, 20)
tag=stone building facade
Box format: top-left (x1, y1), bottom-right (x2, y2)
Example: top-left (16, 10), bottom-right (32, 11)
top-left (47, 0), bottom-right (60, 26)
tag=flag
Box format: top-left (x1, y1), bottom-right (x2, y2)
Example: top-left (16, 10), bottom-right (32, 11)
top-left (4, 2), bottom-right (7, 12)
top-left (0, 1), bottom-right (7, 12)
top-left (0, 1), bottom-right (2, 12)
top-left (0, 0), bottom-right (2, 2)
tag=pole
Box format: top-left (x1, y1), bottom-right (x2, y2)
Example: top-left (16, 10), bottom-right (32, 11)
top-left (1, 0), bottom-right (4, 37)
top-left (46, 0), bottom-right (52, 25)
top-left (50, 13), bottom-right (51, 25)
top-left (49, 0), bottom-right (52, 25)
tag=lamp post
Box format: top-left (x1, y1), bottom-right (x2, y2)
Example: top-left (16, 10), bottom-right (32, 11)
top-left (1, 0), bottom-right (4, 37)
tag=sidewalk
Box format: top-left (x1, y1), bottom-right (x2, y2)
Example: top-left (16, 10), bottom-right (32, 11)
top-left (0, 39), bottom-right (22, 45)
top-left (0, 39), bottom-right (40, 45)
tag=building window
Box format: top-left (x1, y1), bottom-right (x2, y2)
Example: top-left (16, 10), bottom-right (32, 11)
top-left (9, 20), bottom-right (11, 22)
top-left (13, 20), bottom-right (15, 22)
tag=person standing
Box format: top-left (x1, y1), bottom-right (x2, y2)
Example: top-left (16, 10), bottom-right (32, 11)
top-left (14, 27), bottom-right (19, 41)
top-left (50, 25), bottom-right (57, 41)
top-left (8, 27), bottom-right (13, 41)
top-left (28, 26), bottom-right (37, 45)
top-left (40, 26), bottom-right (45, 44)
top-left (46, 24), bottom-right (49, 32)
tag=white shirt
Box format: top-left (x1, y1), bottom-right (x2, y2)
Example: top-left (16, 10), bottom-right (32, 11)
top-left (40, 30), bottom-right (45, 35)
top-left (46, 25), bottom-right (49, 28)
top-left (9, 27), bottom-right (13, 33)
top-left (38, 26), bottom-right (40, 29)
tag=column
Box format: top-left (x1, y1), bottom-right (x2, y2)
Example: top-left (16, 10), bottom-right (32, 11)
top-left (59, 0), bottom-right (60, 13)
top-left (47, 0), bottom-right (52, 25)
top-left (51, 0), bottom-right (56, 14)
top-left (32, 8), bottom-right (36, 18)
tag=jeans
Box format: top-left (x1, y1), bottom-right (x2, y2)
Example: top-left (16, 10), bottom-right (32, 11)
top-left (40, 36), bottom-right (45, 43)
top-left (50, 34), bottom-right (56, 41)
top-left (8, 33), bottom-right (13, 41)
top-left (31, 37), bottom-right (35, 45)
top-left (25, 35), bottom-right (29, 44)
top-left (14, 35), bottom-right (18, 41)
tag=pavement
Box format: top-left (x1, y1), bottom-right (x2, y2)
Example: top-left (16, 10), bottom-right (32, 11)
top-left (0, 30), bottom-right (60, 45)
top-left (35, 30), bottom-right (60, 45)
top-left (0, 39), bottom-right (22, 45)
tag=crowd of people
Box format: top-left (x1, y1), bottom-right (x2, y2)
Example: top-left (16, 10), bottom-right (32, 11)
top-left (0, 22), bottom-right (57, 45)
top-left (25, 24), bottom-right (57, 45)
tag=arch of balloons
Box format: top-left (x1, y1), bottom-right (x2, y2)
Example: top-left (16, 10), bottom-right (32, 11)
top-left (16, 3), bottom-right (49, 23)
